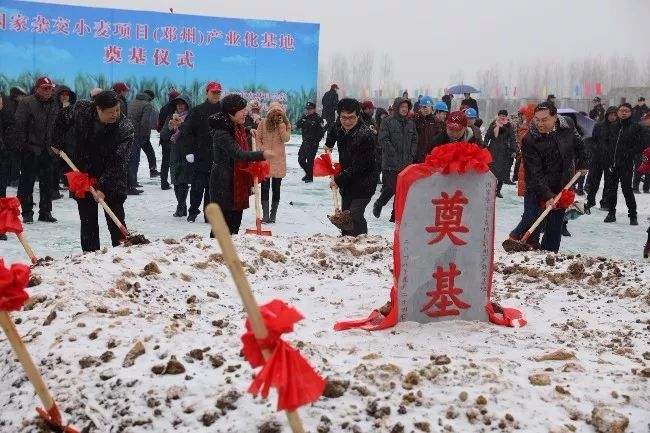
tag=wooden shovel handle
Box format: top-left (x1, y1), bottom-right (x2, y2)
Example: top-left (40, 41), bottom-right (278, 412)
top-left (58, 151), bottom-right (128, 236)
top-left (0, 311), bottom-right (55, 411)
top-left (16, 232), bottom-right (38, 264)
top-left (522, 171), bottom-right (583, 242)
top-left (329, 175), bottom-right (339, 211)
top-left (205, 204), bottom-right (305, 433)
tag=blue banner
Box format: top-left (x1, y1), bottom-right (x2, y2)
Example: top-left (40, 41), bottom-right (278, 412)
top-left (0, 0), bottom-right (320, 122)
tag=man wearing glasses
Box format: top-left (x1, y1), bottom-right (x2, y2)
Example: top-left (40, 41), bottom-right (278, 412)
top-left (325, 98), bottom-right (378, 236)
top-left (180, 81), bottom-right (223, 222)
top-left (603, 103), bottom-right (645, 225)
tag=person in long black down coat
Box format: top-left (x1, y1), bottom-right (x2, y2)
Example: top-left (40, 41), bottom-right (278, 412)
top-left (179, 81), bottom-right (223, 222)
top-left (208, 94), bottom-right (273, 235)
top-left (52, 91), bottom-right (134, 252)
top-left (484, 110), bottom-right (516, 198)
top-left (0, 94), bottom-right (15, 240)
top-left (325, 98), bottom-right (379, 236)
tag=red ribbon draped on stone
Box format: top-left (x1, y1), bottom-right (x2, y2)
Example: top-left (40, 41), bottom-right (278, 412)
top-left (313, 153), bottom-right (342, 177)
top-left (240, 161), bottom-right (271, 182)
top-left (424, 141), bottom-right (492, 175)
top-left (241, 299), bottom-right (325, 412)
top-left (557, 189), bottom-right (575, 209)
top-left (0, 259), bottom-right (31, 312)
top-left (0, 197), bottom-right (23, 234)
top-left (65, 172), bottom-right (98, 198)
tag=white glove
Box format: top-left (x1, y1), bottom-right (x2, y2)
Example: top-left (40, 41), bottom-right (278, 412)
top-left (186, 154), bottom-right (195, 163)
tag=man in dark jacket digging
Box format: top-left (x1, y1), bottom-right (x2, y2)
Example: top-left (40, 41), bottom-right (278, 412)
top-left (52, 91), bottom-right (134, 252)
top-left (373, 97), bottom-right (418, 222)
top-left (295, 101), bottom-right (325, 183)
top-left (0, 94), bottom-right (14, 241)
top-left (519, 102), bottom-right (588, 252)
top-left (181, 81), bottom-right (223, 222)
top-left (14, 76), bottom-right (60, 223)
top-left (325, 98), bottom-right (378, 236)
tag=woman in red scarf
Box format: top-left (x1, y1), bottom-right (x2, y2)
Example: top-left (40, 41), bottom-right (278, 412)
top-left (209, 94), bottom-right (273, 234)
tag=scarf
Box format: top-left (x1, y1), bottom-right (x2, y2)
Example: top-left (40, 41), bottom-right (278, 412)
top-left (232, 124), bottom-right (253, 211)
top-left (170, 110), bottom-right (188, 143)
top-left (493, 118), bottom-right (508, 138)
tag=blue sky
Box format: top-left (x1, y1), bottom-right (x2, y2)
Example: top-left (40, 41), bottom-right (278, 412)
top-left (0, 0), bottom-right (319, 91)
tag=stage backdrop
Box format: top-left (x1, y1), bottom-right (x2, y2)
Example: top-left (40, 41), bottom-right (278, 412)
top-left (0, 0), bottom-right (319, 123)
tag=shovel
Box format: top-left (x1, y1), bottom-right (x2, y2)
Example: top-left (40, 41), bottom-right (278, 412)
top-left (205, 203), bottom-right (305, 433)
top-left (57, 150), bottom-right (148, 245)
top-left (327, 179), bottom-right (354, 232)
top-left (0, 312), bottom-right (79, 433)
top-left (503, 172), bottom-right (582, 253)
top-left (245, 136), bottom-right (272, 236)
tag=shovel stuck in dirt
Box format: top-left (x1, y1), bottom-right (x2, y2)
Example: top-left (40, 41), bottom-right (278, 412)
top-left (0, 312), bottom-right (79, 433)
top-left (327, 178), bottom-right (354, 232)
top-left (56, 150), bottom-right (149, 246)
top-left (503, 172), bottom-right (582, 253)
top-left (244, 136), bottom-right (272, 236)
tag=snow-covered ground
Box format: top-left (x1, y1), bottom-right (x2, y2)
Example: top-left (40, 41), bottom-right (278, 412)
top-left (0, 134), bottom-right (649, 433)
top-left (2, 133), bottom-right (650, 263)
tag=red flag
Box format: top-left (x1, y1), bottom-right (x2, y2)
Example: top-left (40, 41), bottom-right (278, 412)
top-left (0, 259), bottom-right (31, 312)
top-left (313, 153), bottom-right (341, 177)
top-left (557, 189), bottom-right (575, 209)
top-left (241, 299), bottom-right (325, 412)
top-left (240, 161), bottom-right (270, 181)
top-left (0, 197), bottom-right (23, 234)
top-left (65, 172), bottom-right (97, 198)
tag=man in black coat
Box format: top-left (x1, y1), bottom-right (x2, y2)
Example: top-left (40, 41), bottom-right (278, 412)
top-left (632, 97), bottom-right (650, 193)
top-left (52, 91), bottom-right (134, 251)
top-left (603, 103), bottom-right (645, 225)
top-left (157, 89), bottom-right (180, 190)
top-left (180, 81), bottom-right (223, 222)
top-left (112, 82), bottom-right (130, 116)
top-left (321, 84), bottom-right (339, 130)
top-left (0, 94), bottom-right (14, 240)
top-left (13, 76), bottom-right (60, 223)
top-left (325, 98), bottom-right (378, 236)
top-left (589, 97), bottom-right (605, 122)
top-left (586, 106), bottom-right (618, 210)
top-left (521, 102), bottom-right (588, 252)
top-left (295, 101), bottom-right (325, 183)
top-left (461, 93), bottom-right (479, 117)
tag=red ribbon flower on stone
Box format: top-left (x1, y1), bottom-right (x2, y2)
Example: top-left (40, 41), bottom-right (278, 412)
top-left (241, 161), bottom-right (271, 182)
top-left (0, 197), bottom-right (23, 234)
top-left (313, 153), bottom-right (342, 177)
top-left (241, 299), bottom-right (325, 412)
top-left (0, 259), bottom-right (31, 312)
top-left (65, 172), bottom-right (98, 199)
top-left (424, 142), bottom-right (493, 175)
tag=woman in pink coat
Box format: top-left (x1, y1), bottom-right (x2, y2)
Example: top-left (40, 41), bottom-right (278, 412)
top-left (256, 103), bottom-right (290, 223)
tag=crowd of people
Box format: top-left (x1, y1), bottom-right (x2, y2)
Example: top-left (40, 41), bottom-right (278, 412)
top-left (1, 77), bottom-right (649, 258)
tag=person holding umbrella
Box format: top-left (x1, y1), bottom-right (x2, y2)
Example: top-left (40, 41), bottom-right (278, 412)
top-left (461, 92), bottom-right (479, 117)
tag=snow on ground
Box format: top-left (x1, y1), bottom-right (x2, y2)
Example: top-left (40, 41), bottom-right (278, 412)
top-left (0, 134), bottom-right (649, 433)
top-left (2, 133), bottom-right (650, 263)
top-left (0, 232), bottom-right (649, 433)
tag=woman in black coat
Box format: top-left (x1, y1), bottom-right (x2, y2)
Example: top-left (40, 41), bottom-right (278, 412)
top-left (485, 110), bottom-right (516, 197)
top-left (208, 94), bottom-right (272, 234)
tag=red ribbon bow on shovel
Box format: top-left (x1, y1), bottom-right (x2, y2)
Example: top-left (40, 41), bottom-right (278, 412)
top-left (65, 171), bottom-right (98, 199)
top-left (0, 197), bottom-right (23, 234)
top-left (313, 153), bottom-right (341, 177)
top-left (241, 161), bottom-right (271, 182)
top-left (241, 299), bottom-right (325, 412)
top-left (557, 189), bottom-right (576, 209)
top-left (0, 259), bottom-right (30, 311)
